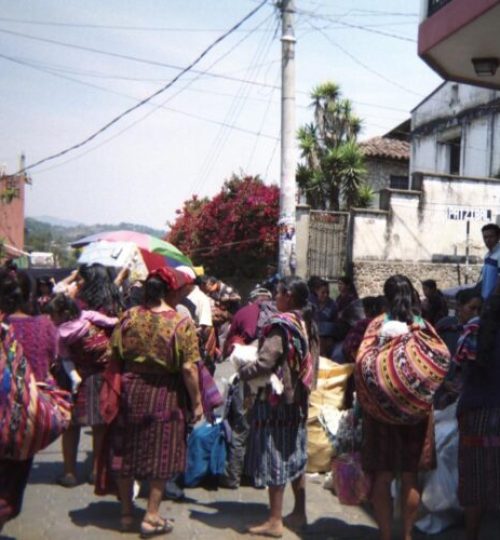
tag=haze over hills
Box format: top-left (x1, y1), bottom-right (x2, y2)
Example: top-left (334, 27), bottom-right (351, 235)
top-left (26, 217), bottom-right (167, 244)
top-left (24, 217), bottom-right (168, 266)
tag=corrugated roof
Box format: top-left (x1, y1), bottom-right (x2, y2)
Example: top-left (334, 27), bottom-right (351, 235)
top-left (359, 136), bottom-right (410, 161)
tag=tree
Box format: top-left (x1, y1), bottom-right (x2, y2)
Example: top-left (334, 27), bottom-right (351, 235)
top-left (167, 175), bottom-right (279, 278)
top-left (297, 81), bottom-right (369, 210)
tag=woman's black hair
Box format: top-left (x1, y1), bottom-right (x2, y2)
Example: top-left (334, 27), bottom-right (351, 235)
top-left (47, 293), bottom-right (81, 322)
top-left (383, 274), bottom-right (420, 324)
top-left (78, 263), bottom-right (124, 315)
top-left (338, 275), bottom-right (357, 295)
top-left (456, 288), bottom-right (482, 306)
top-left (0, 268), bottom-right (34, 315)
top-left (36, 276), bottom-right (54, 295)
top-left (143, 276), bottom-right (172, 308)
top-left (277, 276), bottom-right (318, 346)
top-left (307, 275), bottom-right (323, 293)
top-left (362, 296), bottom-right (382, 319)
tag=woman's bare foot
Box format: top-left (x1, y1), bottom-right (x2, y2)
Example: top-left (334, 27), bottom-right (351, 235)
top-left (247, 520), bottom-right (284, 538)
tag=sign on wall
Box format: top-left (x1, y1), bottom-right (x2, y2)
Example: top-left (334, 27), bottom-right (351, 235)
top-left (447, 207), bottom-right (492, 221)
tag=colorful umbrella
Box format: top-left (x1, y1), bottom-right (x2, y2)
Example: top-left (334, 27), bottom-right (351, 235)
top-left (72, 230), bottom-right (193, 271)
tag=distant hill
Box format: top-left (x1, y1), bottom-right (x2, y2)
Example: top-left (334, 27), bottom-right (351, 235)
top-left (33, 215), bottom-right (83, 228)
top-left (24, 218), bottom-right (167, 266)
top-left (25, 218), bottom-right (167, 245)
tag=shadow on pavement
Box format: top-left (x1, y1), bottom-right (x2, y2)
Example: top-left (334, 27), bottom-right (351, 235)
top-left (68, 500), bottom-right (126, 532)
top-left (188, 500), bottom-right (268, 534)
top-left (301, 517), bottom-right (377, 540)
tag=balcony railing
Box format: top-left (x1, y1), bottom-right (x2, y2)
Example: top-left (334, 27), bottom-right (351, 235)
top-left (428, 0), bottom-right (453, 17)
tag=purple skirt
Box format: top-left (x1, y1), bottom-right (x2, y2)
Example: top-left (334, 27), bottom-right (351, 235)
top-left (110, 372), bottom-right (188, 480)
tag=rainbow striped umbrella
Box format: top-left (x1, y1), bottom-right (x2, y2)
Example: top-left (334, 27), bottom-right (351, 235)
top-left (72, 230), bottom-right (192, 270)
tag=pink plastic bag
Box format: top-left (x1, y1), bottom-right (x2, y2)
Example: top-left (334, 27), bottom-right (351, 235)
top-left (331, 451), bottom-right (371, 505)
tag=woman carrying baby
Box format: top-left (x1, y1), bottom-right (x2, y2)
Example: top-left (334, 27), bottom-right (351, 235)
top-left (239, 276), bottom-right (317, 538)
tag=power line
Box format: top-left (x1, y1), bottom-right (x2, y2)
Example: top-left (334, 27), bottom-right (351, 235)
top-left (0, 55), bottom-right (279, 177)
top-left (297, 8), bottom-right (417, 43)
top-left (1, 27), bottom-right (416, 114)
top-left (309, 22), bottom-right (423, 98)
top-left (10, 0), bottom-right (269, 174)
top-left (0, 15), bottom-right (271, 33)
top-left (192, 13), bottom-right (279, 195)
top-left (0, 24), bottom-right (281, 94)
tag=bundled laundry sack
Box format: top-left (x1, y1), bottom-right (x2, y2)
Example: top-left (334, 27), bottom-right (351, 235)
top-left (184, 419), bottom-right (228, 487)
top-left (355, 315), bottom-right (450, 425)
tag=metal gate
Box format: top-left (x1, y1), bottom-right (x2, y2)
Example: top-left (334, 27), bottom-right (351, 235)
top-left (307, 210), bottom-right (350, 280)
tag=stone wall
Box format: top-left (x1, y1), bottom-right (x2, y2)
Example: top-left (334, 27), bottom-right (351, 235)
top-left (353, 259), bottom-right (482, 296)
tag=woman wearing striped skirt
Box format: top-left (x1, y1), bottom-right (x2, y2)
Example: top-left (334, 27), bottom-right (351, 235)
top-left (239, 276), bottom-right (316, 538)
top-left (456, 287), bottom-right (500, 540)
top-left (107, 267), bottom-right (202, 536)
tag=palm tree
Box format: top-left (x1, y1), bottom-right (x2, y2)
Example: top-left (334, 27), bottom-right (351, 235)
top-left (296, 81), bottom-right (366, 210)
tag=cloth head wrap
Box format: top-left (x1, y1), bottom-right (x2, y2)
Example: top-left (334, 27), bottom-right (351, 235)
top-left (148, 266), bottom-right (194, 291)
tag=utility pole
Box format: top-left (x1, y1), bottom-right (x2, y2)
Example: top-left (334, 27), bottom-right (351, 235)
top-left (278, 0), bottom-right (297, 276)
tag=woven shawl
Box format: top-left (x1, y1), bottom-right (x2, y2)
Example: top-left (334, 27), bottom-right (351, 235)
top-left (355, 314), bottom-right (450, 425)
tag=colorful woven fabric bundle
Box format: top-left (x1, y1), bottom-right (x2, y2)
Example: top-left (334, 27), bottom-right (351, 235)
top-left (0, 322), bottom-right (72, 460)
top-left (261, 310), bottom-right (313, 391)
top-left (355, 315), bottom-right (450, 425)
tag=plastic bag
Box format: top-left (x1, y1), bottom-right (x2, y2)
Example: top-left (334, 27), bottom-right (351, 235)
top-left (331, 451), bottom-right (371, 505)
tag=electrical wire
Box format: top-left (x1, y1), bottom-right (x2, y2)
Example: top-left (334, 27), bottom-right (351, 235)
top-left (10, 0), bottom-right (269, 175)
top-left (0, 54), bottom-right (279, 177)
top-left (297, 8), bottom-right (417, 43)
top-left (0, 15), bottom-right (271, 33)
top-left (192, 12), bottom-right (279, 195)
top-left (309, 21), bottom-right (424, 98)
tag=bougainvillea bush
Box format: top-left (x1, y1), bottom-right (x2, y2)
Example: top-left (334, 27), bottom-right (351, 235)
top-left (167, 174), bottom-right (279, 278)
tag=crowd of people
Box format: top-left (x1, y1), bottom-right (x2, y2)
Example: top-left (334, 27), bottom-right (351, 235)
top-left (1, 222), bottom-right (500, 540)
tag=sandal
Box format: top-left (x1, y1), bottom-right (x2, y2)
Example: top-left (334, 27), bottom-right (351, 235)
top-left (140, 517), bottom-right (174, 538)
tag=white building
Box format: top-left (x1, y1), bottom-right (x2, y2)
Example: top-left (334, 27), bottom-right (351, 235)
top-left (349, 82), bottom-right (500, 295)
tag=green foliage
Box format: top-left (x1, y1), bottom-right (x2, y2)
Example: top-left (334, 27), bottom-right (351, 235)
top-left (297, 80), bottom-right (366, 210)
top-left (355, 183), bottom-right (375, 208)
top-left (167, 174), bottom-right (279, 279)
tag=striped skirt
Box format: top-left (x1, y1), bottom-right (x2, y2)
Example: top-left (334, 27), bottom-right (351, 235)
top-left (244, 399), bottom-right (307, 488)
top-left (110, 372), bottom-right (188, 480)
top-left (458, 407), bottom-right (500, 507)
top-left (73, 372), bottom-right (105, 427)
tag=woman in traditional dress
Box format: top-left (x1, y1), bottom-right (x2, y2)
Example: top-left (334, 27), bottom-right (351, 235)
top-left (0, 269), bottom-right (58, 528)
top-left (108, 267), bottom-right (202, 536)
top-left (456, 282), bottom-right (500, 540)
top-left (49, 294), bottom-right (118, 487)
top-left (239, 276), bottom-right (315, 538)
top-left (356, 275), bottom-right (446, 540)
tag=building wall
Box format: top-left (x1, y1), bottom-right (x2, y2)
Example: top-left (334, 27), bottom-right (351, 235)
top-left (411, 82), bottom-right (500, 178)
top-left (353, 259), bottom-right (481, 297)
top-left (352, 174), bottom-right (500, 263)
top-left (364, 157), bottom-right (409, 207)
top-left (0, 174), bottom-right (25, 251)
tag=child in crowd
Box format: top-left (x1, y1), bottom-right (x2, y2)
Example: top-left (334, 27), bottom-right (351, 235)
top-left (48, 294), bottom-right (118, 487)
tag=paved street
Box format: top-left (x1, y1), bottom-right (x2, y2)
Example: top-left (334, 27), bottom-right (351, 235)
top-left (2, 359), bottom-right (500, 539)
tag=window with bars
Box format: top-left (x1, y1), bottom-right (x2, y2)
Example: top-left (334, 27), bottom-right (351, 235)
top-left (390, 175), bottom-right (410, 190)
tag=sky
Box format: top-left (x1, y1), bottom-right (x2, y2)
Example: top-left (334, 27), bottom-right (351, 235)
top-left (0, 0), bottom-right (442, 231)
